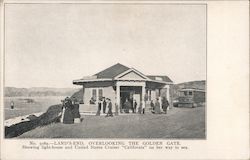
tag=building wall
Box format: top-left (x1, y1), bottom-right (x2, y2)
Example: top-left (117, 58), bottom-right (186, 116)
top-left (82, 86), bottom-right (116, 112)
top-left (84, 87), bottom-right (91, 104)
top-left (103, 86), bottom-right (116, 104)
top-left (81, 81), bottom-right (173, 113)
top-left (146, 85), bottom-right (172, 102)
top-left (84, 86), bottom-right (116, 105)
top-left (147, 84), bottom-right (173, 109)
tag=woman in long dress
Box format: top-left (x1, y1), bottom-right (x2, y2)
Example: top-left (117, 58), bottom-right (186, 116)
top-left (62, 97), bottom-right (74, 124)
top-left (154, 98), bottom-right (161, 114)
top-left (124, 99), bottom-right (131, 113)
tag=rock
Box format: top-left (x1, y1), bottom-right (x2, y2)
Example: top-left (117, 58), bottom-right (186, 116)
top-left (26, 115), bottom-right (38, 121)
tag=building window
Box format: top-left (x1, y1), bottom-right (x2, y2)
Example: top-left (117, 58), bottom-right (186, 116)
top-left (92, 89), bottom-right (97, 100)
top-left (90, 89), bottom-right (97, 104)
top-left (98, 89), bottom-right (103, 100)
top-left (189, 91), bottom-right (193, 96)
top-left (90, 88), bottom-right (104, 104)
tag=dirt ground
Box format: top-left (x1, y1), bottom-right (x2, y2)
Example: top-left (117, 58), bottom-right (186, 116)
top-left (18, 107), bottom-right (205, 139)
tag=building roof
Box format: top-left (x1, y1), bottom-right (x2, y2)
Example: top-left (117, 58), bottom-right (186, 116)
top-left (94, 63), bottom-right (130, 79)
top-left (73, 63), bottom-right (173, 85)
top-left (147, 75), bottom-right (173, 83)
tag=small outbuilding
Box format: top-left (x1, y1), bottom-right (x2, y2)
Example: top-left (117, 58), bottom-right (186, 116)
top-left (177, 88), bottom-right (206, 108)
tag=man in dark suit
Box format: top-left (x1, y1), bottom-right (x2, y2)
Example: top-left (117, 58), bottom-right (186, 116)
top-left (102, 97), bottom-right (107, 114)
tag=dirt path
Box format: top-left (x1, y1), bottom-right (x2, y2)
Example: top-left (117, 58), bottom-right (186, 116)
top-left (19, 107), bottom-right (205, 139)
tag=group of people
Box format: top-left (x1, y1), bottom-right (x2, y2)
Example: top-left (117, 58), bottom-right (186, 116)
top-left (122, 99), bottom-right (145, 114)
top-left (121, 97), bottom-right (169, 114)
top-left (60, 96), bottom-right (169, 122)
top-left (150, 96), bottom-right (169, 114)
top-left (61, 97), bottom-right (81, 124)
top-left (95, 97), bottom-right (144, 116)
top-left (96, 97), bottom-right (114, 117)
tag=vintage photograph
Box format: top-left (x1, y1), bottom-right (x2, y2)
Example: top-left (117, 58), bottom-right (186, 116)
top-left (4, 3), bottom-right (206, 139)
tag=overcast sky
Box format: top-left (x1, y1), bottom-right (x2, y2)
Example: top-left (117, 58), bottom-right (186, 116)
top-left (5, 4), bottom-right (206, 88)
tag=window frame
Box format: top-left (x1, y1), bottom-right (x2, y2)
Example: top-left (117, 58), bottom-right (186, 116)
top-left (189, 91), bottom-right (193, 96)
top-left (90, 88), bottom-right (104, 104)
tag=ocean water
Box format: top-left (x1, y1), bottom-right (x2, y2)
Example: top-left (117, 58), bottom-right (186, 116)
top-left (4, 96), bottom-right (65, 120)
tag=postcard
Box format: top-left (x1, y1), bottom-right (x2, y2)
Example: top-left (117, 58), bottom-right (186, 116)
top-left (0, 0), bottom-right (249, 159)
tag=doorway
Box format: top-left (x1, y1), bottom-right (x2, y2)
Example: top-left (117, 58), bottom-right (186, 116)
top-left (120, 86), bottom-right (142, 112)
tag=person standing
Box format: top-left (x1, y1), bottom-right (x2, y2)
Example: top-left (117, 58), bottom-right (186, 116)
top-left (62, 97), bottom-right (74, 124)
top-left (162, 97), bottom-right (169, 114)
top-left (99, 98), bottom-right (102, 111)
top-left (96, 99), bottom-right (102, 116)
top-left (10, 101), bottom-right (14, 109)
top-left (124, 99), bottom-right (131, 113)
top-left (105, 98), bottom-right (113, 117)
top-left (154, 98), bottom-right (161, 114)
top-left (72, 97), bottom-right (81, 123)
top-left (131, 99), bottom-right (135, 113)
top-left (133, 99), bottom-right (137, 113)
top-left (150, 100), bottom-right (155, 113)
top-left (102, 97), bottom-right (107, 114)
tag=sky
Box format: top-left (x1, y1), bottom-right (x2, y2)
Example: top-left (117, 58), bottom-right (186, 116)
top-left (5, 4), bottom-right (206, 88)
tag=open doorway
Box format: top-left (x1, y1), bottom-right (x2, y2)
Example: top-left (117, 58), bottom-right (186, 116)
top-left (120, 86), bottom-right (142, 113)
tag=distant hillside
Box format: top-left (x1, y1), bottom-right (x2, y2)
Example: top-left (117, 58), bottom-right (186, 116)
top-left (71, 88), bottom-right (83, 102)
top-left (172, 80), bottom-right (206, 100)
top-left (4, 87), bottom-right (79, 97)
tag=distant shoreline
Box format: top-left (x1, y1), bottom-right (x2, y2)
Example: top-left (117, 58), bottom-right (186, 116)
top-left (4, 96), bottom-right (64, 120)
top-left (4, 87), bottom-right (79, 97)
top-left (4, 96), bottom-right (68, 98)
